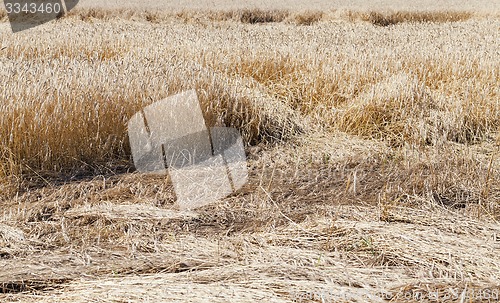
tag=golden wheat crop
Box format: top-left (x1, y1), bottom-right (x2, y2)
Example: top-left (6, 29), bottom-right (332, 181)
top-left (1, 8), bottom-right (499, 181)
top-left (1, 4), bottom-right (500, 302)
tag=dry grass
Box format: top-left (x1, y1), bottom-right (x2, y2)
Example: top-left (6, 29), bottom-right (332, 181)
top-left (346, 11), bottom-right (474, 26)
top-left (37, 7), bottom-right (482, 25)
top-left (0, 3), bottom-right (500, 302)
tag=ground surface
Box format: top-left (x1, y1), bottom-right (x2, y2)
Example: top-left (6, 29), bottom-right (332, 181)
top-left (1, 1), bottom-right (500, 302)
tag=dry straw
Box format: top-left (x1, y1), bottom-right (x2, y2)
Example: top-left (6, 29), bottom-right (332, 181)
top-left (0, 5), bottom-right (499, 302)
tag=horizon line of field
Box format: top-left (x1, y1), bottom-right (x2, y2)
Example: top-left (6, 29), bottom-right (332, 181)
top-left (1, 6), bottom-right (495, 26)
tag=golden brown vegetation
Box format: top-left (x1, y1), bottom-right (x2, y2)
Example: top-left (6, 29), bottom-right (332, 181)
top-left (0, 5), bottom-right (499, 302)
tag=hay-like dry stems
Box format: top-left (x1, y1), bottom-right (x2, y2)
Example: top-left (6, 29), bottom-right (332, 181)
top-left (0, 3), bottom-right (499, 302)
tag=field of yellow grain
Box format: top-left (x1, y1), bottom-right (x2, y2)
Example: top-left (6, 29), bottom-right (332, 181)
top-left (0, 2), bottom-right (499, 302)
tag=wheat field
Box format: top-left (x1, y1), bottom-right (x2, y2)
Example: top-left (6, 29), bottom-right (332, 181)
top-left (1, 1), bottom-right (500, 302)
